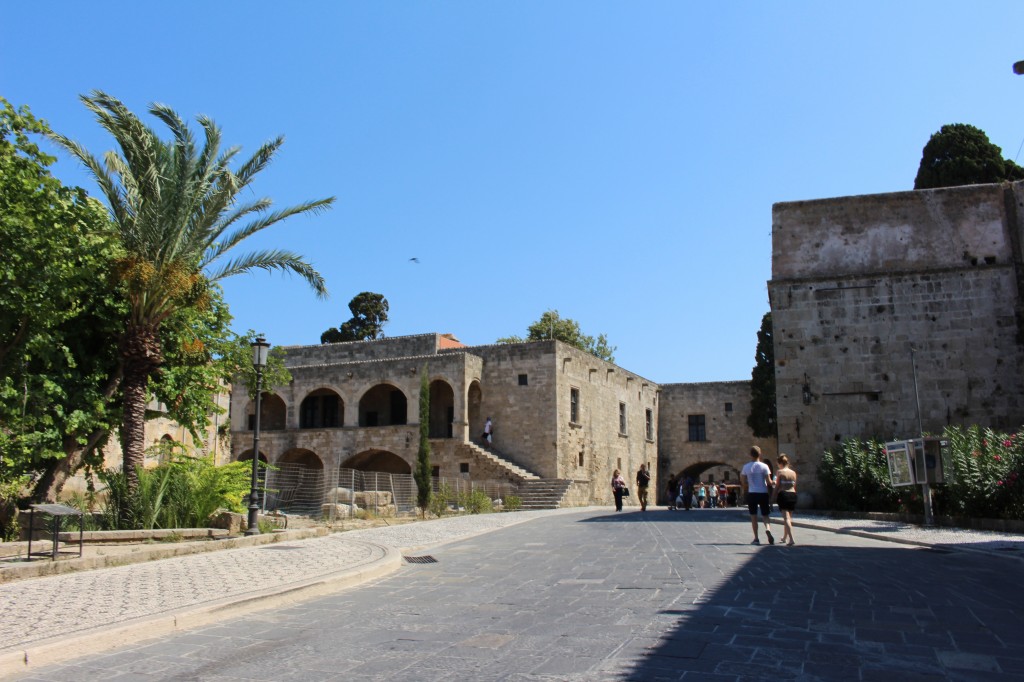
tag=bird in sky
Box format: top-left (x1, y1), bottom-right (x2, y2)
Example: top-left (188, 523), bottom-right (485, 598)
top-left (409, 257), bottom-right (420, 264)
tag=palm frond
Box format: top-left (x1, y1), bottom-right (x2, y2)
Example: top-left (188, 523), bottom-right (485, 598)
top-left (204, 249), bottom-right (327, 298)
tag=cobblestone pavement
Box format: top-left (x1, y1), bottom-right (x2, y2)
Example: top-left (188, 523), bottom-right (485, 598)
top-left (4, 507), bottom-right (1023, 681)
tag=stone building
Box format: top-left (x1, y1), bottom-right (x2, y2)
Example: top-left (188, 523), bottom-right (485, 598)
top-left (658, 381), bottom-right (777, 503)
top-left (229, 334), bottom-right (661, 510)
top-left (769, 181), bottom-right (1024, 497)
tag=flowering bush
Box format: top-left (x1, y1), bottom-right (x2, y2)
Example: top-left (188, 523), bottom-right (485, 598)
top-left (819, 426), bottom-right (1024, 520)
top-left (817, 438), bottom-right (901, 512)
top-left (936, 426), bottom-right (1024, 520)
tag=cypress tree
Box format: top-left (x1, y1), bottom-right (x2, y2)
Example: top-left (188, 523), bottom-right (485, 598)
top-left (415, 364), bottom-right (432, 516)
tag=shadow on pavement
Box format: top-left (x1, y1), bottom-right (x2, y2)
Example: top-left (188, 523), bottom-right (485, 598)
top-left (616, 532), bottom-right (1021, 680)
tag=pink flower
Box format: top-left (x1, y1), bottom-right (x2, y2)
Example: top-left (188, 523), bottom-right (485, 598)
top-left (997, 481), bottom-right (1004, 486)
top-left (1004, 440), bottom-right (1013, 447)
top-left (995, 455), bottom-right (1002, 461)
top-left (983, 439), bottom-right (988, 446)
top-left (972, 450), bottom-right (980, 457)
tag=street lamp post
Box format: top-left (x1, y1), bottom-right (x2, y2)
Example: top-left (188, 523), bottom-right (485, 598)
top-left (246, 337), bottom-right (270, 536)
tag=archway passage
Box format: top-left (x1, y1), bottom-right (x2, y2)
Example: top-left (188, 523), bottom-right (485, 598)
top-left (429, 380), bottom-right (455, 438)
top-left (467, 380), bottom-right (482, 441)
top-left (265, 448), bottom-right (325, 514)
top-left (248, 393), bottom-right (286, 431)
top-left (359, 384), bottom-right (407, 426)
top-left (341, 449), bottom-right (411, 474)
top-left (300, 388), bottom-right (343, 428)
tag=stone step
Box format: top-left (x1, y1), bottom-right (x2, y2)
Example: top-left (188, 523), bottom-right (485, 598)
top-left (515, 479), bottom-right (574, 510)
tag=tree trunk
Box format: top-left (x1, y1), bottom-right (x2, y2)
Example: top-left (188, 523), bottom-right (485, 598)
top-left (119, 325), bottom-right (162, 500)
top-left (31, 431), bottom-right (109, 503)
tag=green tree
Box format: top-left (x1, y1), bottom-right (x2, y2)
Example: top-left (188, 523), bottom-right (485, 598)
top-left (49, 91), bottom-right (334, 500)
top-left (414, 364), bottom-right (432, 516)
top-left (321, 291), bottom-right (389, 343)
top-left (914, 123), bottom-right (1024, 190)
top-left (0, 97), bottom-right (124, 497)
top-left (497, 309), bottom-right (616, 362)
top-left (747, 312), bottom-right (777, 439)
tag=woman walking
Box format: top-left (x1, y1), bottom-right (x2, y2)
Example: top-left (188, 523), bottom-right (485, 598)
top-left (771, 454), bottom-right (798, 546)
top-left (611, 469), bottom-right (627, 512)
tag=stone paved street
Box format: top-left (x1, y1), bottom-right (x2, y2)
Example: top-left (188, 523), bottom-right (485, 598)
top-left (7, 508), bottom-right (1023, 681)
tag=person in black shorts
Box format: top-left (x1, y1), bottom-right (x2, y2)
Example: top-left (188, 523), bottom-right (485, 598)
top-left (771, 454), bottom-right (798, 546)
top-left (740, 446), bottom-right (774, 545)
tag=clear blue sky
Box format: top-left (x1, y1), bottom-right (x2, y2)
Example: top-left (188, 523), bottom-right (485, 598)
top-left (3, 2), bottom-right (1024, 383)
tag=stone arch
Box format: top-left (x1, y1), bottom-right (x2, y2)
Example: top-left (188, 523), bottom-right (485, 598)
top-left (679, 461), bottom-right (743, 484)
top-left (300, 388), bottom-right (344, 428)
top-left (341, 449), bottom-right (411, 474)
top-left (467, 380), bottom-right (482, 439)
top-left (237, 449), bottom-right (270, 493)
top-left (429, 379), bottom-right (455, 438)
top-left (265, 448), bottom-right (325, 514)
top-left (247, 393), bottom-right (286, 431)
top-left (358, 383), bottom-right (408, 426)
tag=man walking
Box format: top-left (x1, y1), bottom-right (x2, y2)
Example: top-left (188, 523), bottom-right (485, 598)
top-left (740, 446), bottom-right (774, 544)
top-left (636, 463), bottom-right (651, 512)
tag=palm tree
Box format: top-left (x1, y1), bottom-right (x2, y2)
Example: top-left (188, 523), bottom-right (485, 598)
top-left (50, 91), bottom-right (333, 501)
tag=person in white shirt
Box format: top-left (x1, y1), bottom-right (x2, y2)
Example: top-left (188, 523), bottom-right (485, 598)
top-left (740, 446), bottom-right (774, 545)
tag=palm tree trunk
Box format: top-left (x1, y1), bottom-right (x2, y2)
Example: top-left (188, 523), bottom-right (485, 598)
top-left (119, 325), bottom-right (162, 501)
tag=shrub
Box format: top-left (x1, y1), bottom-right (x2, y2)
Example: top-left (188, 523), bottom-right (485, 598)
top-left (934, 425), bottom-right (1024, 520)
top-left (817, 438), bottom-right (900, 513)
top-left (818, 426), bottom-right (1024, 521)
top-left (459, 488), bottom-right (493, 515)
top-left (99, 447), bottom-right (253, 530)
top-left (503, 495), bottom-right (523, 511)
top-left (429, 483), bottom-right (453, 518)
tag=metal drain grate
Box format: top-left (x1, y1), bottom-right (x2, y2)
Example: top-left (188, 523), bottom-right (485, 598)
top-left (404, 555), bottom-right (438, 564)
top-left (260, 545), bottom-right (302, 551)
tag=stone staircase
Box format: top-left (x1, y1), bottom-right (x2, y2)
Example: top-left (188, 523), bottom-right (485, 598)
top-left (516, 479), bottom-right (574, 510)
top-left (458, 442), bottom-right (541, 482)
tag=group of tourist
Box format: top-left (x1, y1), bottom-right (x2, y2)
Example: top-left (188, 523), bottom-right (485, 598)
top-left (610, 446), bottom-right (799, 546)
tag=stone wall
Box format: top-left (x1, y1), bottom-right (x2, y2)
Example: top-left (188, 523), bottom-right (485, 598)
top-left (554, 343), bottom-right (659, 505)
top-left (658, 382), bottom-right (777, 502)
top-left (770, 181), bottom-right (1024, 498)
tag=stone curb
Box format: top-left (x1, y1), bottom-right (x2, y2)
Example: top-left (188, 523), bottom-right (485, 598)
top-left (778, 518), bottom-right (1024, 563)
top-left (0, 527), bottom-right (330, 584)
top-left (0, 539), bottom-right (402, 678)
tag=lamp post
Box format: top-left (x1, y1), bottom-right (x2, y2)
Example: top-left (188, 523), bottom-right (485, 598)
top-left (1013, 61), bottom-right (1024, 75)
top-left (246, 336), bottom-right (270, 536)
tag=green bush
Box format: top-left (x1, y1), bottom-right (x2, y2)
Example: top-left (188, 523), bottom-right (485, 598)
top-left (459, 488), bottom-right (493, 515)
top-left (429, 483), bottom-right (453, 518)
top-left (99, 448), bottom-right (254, 530)
top-left (934, 426), bottom-right (1024, 520)
top-left (817, 438), bottom-right (901, 513)
top-left (818, 426), bottom-right (1024, 520)
top-left (503, 495), bottom-right (522, 511)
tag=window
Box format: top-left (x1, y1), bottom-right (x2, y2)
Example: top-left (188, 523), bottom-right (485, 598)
top-left (619, 403), bottom-right (627, 435)
top-left (570, 387), bottom-right (580, 423)
top-left (431, 466), bottom-right (440, 478)
top-left (645, 409), bottom-right (653, 440)
top-left (578, 452), bottom-right (584, 467)
top-left (460, 462), bottom-right (470, 474)
top-left (518, 374), bottom-right (528, 386)
top-left (724, 402), bottom-right (733, 413)
top-left (688, 414), bottom-right (706, 442)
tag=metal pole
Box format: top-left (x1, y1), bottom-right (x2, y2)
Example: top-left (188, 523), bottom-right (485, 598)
top-left (246, 367), bottom-right (264, 536)
top-left (910, 346), bottom-right (934, 526)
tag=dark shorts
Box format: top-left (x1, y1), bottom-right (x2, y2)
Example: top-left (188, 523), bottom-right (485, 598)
top-left (777, 490), bottom-right (798, 512)
top-left (747, 492), bottom-right (771, 516)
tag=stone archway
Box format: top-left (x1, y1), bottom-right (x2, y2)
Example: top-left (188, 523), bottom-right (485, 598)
top-left (300, 388), bottom-right (343, 428)
top-left (341, 449), bottom-right (411, 474)
top-left (359, 383), bottom-right (408, 426)
top-left (429, 379), bottom-right (455, 438)
top-left (247, 393), bottom-right (286, 431)
top-left (265, 448), bottom-right (325, 514)
top-left (467, 380), bottom-right (482, 441)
